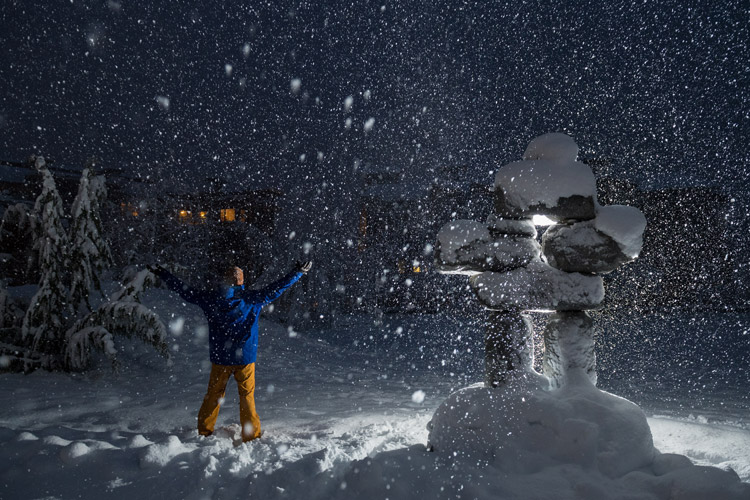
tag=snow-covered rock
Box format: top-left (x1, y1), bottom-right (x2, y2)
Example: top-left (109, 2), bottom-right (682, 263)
top-left (436, 220), bottom-right (488, 259)
top-left (542, 221), bottom-right (629, 273)
top-left (486, 214), bottom-right (537, 238)
top-left (436, 220), bottom-right (540, 274)
top-left (542, 311), bottom-right (596, 388)
top-left (494, 134), bottom-right (597, 221)
top-left (484, 311), bottom-right (544, 388)
top-left (594, 204), bottom-right (647, 259)
top-left (470, 262), bottom-right (604, 311)
top-left (541, 205), bottom-right (646, 273)
top-left (60, 441), bottom-right (92, 463)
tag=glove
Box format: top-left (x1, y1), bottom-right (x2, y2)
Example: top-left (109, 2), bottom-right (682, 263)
top-left (296, 261), bottom-right (313, 273)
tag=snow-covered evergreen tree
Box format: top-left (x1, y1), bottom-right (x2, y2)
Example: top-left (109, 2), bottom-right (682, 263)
top-left (0, 285), bottom-right (9, 330)
top-left (0, 203), bottom-right (38, 285)
top-left (3, 158), bottom-right (166, 371)
top-left (68, 167), bottom-right (113, 313)
top-left (65, 269), bottom-right (169, 370)
top-left (85, 163), bottom-right (113, 265)
top-left (22, 158), bottom-right (70, 356)
top-left (0, 283), bottom-right (23, 333)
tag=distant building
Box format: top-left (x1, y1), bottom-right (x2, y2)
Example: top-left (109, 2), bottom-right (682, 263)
top-left (356, 165), bottom-right (491, 312)
top-left (166, 187), bottom-right (284, 236)
top-left (597, 176), bottom-right (738, 311)
top-left (110, 176), bottom-right (285, 237)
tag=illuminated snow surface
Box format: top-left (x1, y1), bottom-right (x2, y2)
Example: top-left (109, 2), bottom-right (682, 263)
top-left (0, 288), bottom-right (748, 499)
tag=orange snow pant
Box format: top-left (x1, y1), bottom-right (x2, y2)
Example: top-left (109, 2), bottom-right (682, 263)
top-left (197, 363), bottom-right (261, 442)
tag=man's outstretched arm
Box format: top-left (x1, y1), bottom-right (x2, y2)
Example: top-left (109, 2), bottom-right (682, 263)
top-left (149, 266), bottom-right (204, 305)
top-left (254, 261), bottom-right (312, 306)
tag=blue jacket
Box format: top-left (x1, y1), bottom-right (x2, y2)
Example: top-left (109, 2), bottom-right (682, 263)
top-left (157, 269), bottom-right (303, 365)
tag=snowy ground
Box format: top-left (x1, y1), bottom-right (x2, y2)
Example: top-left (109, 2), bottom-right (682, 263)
top-left (1, 288), bottom-right (748, 499)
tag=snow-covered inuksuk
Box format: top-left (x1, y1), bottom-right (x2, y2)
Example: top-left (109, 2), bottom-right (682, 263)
top-left (435, 133), bottom-right (647, 388)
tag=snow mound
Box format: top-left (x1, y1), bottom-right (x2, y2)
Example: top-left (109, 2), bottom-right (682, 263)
top-left (43, 435), bottom-right (72, 447)
top-left (594, 205), bottom-right (647, 258)
top-left (60, 441), bottom-right (92, 462)
top-left (127, 434), bottom-right (154, 449)
top-left (16, 431), bottom-right (38, 441)
top-left (421, 371), bottom-right (750, 499)
top-left (139, 435), bottom-right (196, 468)
top-left (523, 132), bottom-right (579, 162)
top-left (428, 370), bottom-right (654, 478)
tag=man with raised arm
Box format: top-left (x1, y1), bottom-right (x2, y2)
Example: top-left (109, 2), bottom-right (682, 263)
top-left (151, 261), bottom-right (312, 443)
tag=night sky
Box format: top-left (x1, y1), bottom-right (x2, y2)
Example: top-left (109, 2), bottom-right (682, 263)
top-left (1, 0), bottom-right (748, 192)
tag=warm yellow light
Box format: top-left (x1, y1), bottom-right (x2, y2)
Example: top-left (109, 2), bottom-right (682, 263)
top-left (220, 208), bottom-right (236, 222)
top-left (179, 210), bottom-right (188, 217)
top-left (200, 211), bottom-right (207, 219)
top-left (413, 266), bottom-right (421, 273)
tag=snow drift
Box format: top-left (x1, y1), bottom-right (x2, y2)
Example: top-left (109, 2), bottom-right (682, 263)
top-left (317, 371), bottom-right (750, 500)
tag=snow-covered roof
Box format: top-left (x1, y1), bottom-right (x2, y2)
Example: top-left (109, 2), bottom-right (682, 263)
top-left (0, 165), bottom-right (32, 184)
top-left (158, 175), bottom-right (284, 198)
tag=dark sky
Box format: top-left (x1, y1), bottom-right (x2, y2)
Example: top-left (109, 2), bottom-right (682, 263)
top-left (1, 0), bottom-right (748, 192)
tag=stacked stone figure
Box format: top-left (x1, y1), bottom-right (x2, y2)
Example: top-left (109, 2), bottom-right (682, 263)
top-left (435, 133), bottom-right (646, 388)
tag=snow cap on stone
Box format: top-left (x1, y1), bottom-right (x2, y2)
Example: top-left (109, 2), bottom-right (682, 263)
top-left (494, 134), bottom-right (597, 221)
top-left (594, 205), bottom-right (647, 259)
top-left (34, 155), bottom-right (46, 170)
top-left (523, 132), bottom-right (579, 163)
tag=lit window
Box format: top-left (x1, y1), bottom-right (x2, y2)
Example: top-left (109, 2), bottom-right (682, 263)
top-left (177, 210), bottom-right (192, 223)
top-left (397, 260), bottom-right (406, 274)
top-left (220, 208), bottom-right (236, 222)
top-left (121, 202), bottom-right (139, 216)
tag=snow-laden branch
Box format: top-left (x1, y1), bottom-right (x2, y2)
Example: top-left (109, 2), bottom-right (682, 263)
top-left (109, 269), bottom-right (159, 303)
top-left (65, 301), bottom-right (169, 370)
top-left (65, 326), bottom-right (117, 370)
top-left (65, 270), bottom-right (169, 370)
